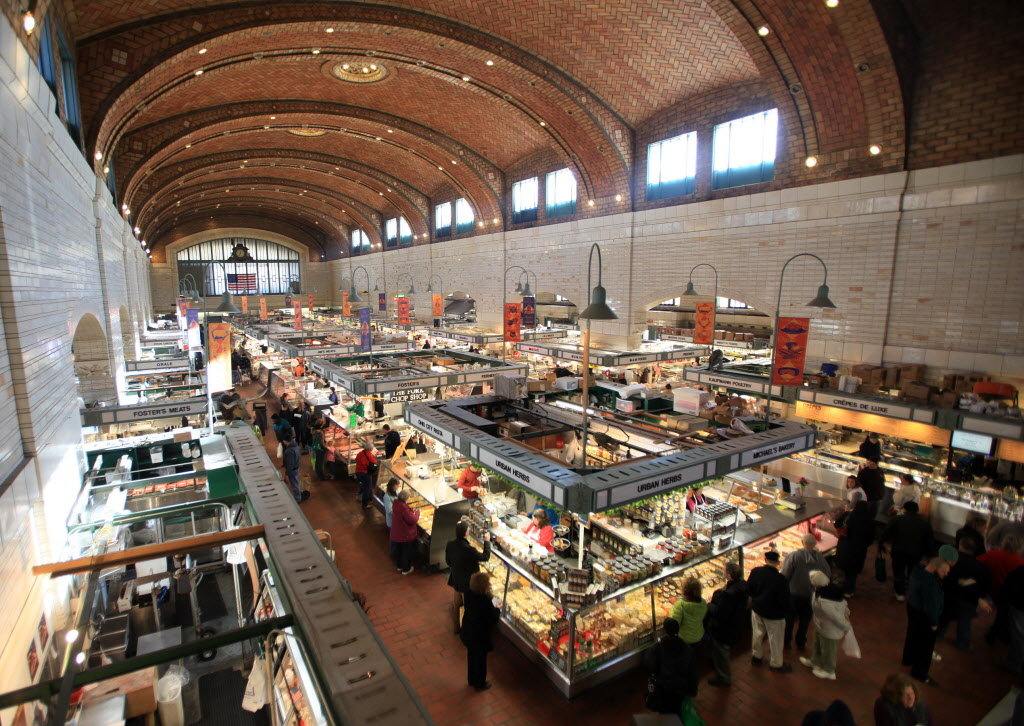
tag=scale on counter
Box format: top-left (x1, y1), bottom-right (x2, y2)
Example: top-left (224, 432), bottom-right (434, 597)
top-left (777, 495), bottom-right (806, 511)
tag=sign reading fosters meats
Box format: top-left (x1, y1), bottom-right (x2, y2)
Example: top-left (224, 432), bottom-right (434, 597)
top-left (475, 449), bottom-right (553, 500)
top-left (739, 436), bottom-right (807, 467)
top-left (81, 396), bottom-right (207, 426)
top-left (405, 409), bottom-right (454, 446)
top-left (609, 463), bottom-right (706, 507)
top-left (371, 376), bottom-right (438, 394)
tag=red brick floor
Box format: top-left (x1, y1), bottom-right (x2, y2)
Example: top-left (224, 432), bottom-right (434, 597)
top-left (248, 392), bottom-right (1014, 725)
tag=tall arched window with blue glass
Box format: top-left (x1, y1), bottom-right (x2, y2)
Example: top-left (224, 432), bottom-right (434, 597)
top-left (176, 238), bottom-right (301, 295)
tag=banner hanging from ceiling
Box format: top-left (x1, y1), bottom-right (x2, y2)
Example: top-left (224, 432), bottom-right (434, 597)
top-left (378, 292), bottom-right (387, 312)
top-left (359, 307), bottom-right (372, 352)
top-left (307, 293), bottom-right (314, 310)
top-left (240, 296), bottom-right (249, 315)
top-left (186, 308), bottom-right (201, 352)
top-left (521, 296), bottom-right (536, 328)
top-left (693, 302), bottom-right (715, 345)
top-left (504, 302), bottom-right (522, 342)
top-left (259, 297), bottom-right (267, 321)
top-left (397, 297), bottom-right (411, 325)
top-left (342, 292), bottom-right (351, 317)
top-left (771, 317), bottom-right (810, 386)
top-left (207, 322), bottom-right (232, 393)
top-left (293, 300), bottom-right (303, 330)
top-left (432, 294), bottom-right (443, 318)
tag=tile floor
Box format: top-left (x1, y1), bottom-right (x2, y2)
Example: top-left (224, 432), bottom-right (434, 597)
top-left (247, 389), bottom-right (1014, 725)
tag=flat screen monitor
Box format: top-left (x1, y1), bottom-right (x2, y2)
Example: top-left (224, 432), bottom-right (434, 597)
top-left (950, 429), bottom-right (996, 456)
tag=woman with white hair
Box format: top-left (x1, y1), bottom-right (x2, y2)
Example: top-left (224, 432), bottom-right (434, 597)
top-left (800, 570), bottom-right (851, 680)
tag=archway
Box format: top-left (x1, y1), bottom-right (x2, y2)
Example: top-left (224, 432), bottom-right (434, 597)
top-left (72, 314), bottom-right (116, 405)
top-left (644, 293), bottom-right (771, 346)
top-left (119, 306), bottom-right (138, 361)
top-left (444, 290), bottom-right (475, 323)
top-left (534, 291), bottom-right (578, 327)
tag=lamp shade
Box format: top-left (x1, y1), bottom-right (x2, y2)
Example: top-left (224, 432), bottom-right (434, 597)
top-left (521, 280), bottom-right (533, 297)
top-left (579, 284), bottom-right (618, 320)
top-left (807, 283), bottom-right (837, 308)
top-left (408, 281), bottom-right (416, 295)
top-left (373, 281), bottom-right (379, 292)
top-left (682, 281), bottom-right (697, 296)
top-left (348, 284), bottom-right (364, 304)
top-left (426, 281), bottom-right (433, 293)
top-left (215, 292), bottom-right (241, 314)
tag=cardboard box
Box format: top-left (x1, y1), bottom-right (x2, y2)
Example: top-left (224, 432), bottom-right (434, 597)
top-left (859, 383), bottom-right (881, 395)
top-left (884, 367), bottom-right (901, 389)
top-left (897, 364), bottom-right (926, 387)
top-left (929, 391), bottom-right (959, 409)
top-left (527, 379), bottom-right (547, 392)
top-left (903, 382), bottom-right (936, 403)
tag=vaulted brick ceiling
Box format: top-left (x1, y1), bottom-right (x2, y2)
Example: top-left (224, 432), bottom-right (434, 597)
top-left (67, 0), bottom-right (907, 258)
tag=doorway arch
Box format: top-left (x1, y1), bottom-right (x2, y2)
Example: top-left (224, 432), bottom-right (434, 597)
top-left (72, 313), bottom-right (116, 405)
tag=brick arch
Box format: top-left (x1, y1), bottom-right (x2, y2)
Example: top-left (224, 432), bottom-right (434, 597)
top-left (152, 216), bottom-right (341, 263)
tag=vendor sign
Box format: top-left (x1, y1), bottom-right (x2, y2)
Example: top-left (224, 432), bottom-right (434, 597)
top-left (293, 300), bottom-right (303, 330)
top-left (241, 296), bottom-right (249, 315)
top-left (432, 294), bottom-right (443, 318)
top-left (693, 302), bottom-right (715, 345)
top-left (259, 297), bottom-right (267, 320)
top-left (359, 307), bottom-right (372, 352)
top-left (397, 297), bottom-right (411, 325)
top-left (771, 317), bottom-right (810, 386)
top-left (522, 295), bottom-right (537, 328)
top-left (186, 308), bottom-right (201, 351)
top-left (378, 292), bottom-right (387, 312)
top-left (504, 302), bottom-right (522, 342)
top-left (342, 292), bottom-right (351, 317)
top-left (307, 293), bottom-right (314, 310)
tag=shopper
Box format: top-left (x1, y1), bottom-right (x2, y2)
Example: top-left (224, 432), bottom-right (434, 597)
top-left (521, 509), bottom-right (555, 552)
top-left (644, 618), bottom-right (697, 715)
top-left (1001, 563), bottom-right (1024, 673)
top-left (882, 501), bottom-right (934, 602)
top-left (890, 474), bottom-right (923, 515)
top-left (354, 441), bottom-right (378, 510)
top-left (705, 560), bottom-right (748, 687)
top-left (874, 673), bottom-right (932, 726)
top-left (748, 550), bottom-right (791, 672)
top-left (289, 400), bottom-right (308, 452)
top-left (981, 533), bottom-right (1024, 645)
top-left (327, 386), bottom-right (339, 405)
top-left (460, 572), bottom-right (500, 691)
top-left (857, 458), bottom-right (886, 520)
top-left (835, 500), bottom-right (875, 597)
top-left (799, 571), bottom-right (850, 680)
top-left (800, 700), bottom-right (856, 726)
top-left (669, 577), bottom-right (708, 646)
top-left (422, 339), bottom-right (432, 350)
top-left (955, 515), bottom-right (987, 556)
top-left (902, 556), bottom-right (951, 685)
top-left (382, 424), bottom-right (402, 459)
top-left (858, 432), bottom-right (882, 461)
top-left (446, 521), bottom-right (492, 634)
top-left (281, 433), bottom-right (308, 502)
top-left (844, 475), bottom-right (867, 506)
top-left (782, 533), bottom-right (831, 651)
top-left (389, 489), bottom-right (420, 575)
top-left (938, 537), bottom-right (991, 651)
top-left (382, 478), bottom-right (400, 530)
top-left (309, 412), bottom-right (330, 480)
top-left (271, 413), bottom-right (292, 443)
top-left (457, 464), bottom-right (484, 499)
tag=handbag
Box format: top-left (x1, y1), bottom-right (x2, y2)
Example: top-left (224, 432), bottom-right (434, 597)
top-left (875, 554), bottom-right (887, 583)
top-left (841, 627), bottom-right (861, 659)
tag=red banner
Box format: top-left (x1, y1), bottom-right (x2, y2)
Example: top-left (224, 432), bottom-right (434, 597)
top-left (241, 296), bottom-right (249, 315)
top-left (208, 322), bottom-right (232, 393)
top-left (693, 301), bottom-right (715, 345)
top-left (771, 317), bottom-right (810, 386)
top-left (342, 292), bottom-right (351, 317)
top-left (432, 293), bottom-right (443, 318)
top-left (294, 301), bottom-right (303, 330)
top-left (259, 297), bottom-right (267, 320)
top-left (504, 302), bottom-right (522, 342)
top-left (397, 297), bottom-right (411, 325)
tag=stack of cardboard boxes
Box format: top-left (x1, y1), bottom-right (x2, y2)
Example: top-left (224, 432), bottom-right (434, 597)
top-left (802, 363), bottom-right (992, 411)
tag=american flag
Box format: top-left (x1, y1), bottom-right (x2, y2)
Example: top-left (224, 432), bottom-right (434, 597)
top-left (227, 272), bottom-right (257, 293)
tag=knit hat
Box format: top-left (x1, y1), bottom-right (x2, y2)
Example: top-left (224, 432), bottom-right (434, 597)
top-left (809, 570), bottom-right (830, 588)
top-left (938, 544), bottom-right (960, 563)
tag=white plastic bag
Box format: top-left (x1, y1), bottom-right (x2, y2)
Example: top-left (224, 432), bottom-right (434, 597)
top-left (276, 442), bottom-right (283, 459)
top-left (841, 627), bottom-right (861, 659)
top-left (241, 655), bottom-right (267, 712)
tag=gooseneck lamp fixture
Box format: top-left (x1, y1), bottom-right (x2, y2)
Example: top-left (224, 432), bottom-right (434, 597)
top-left (501, 264), bottom-right (534, 361)
top-left (578, 242), bottom-right (618, 471)
top-left (682, 263), bottom-right (719, 359)
top-left (764, 252), bottom-right (836, 428)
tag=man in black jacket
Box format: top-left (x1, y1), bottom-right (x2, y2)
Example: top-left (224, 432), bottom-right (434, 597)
top-left (706, 560), bottom-right (748, 686)
top-left (644, 618), bottom-right (697, 714)
top-left (382, 424), bottom-right (402, 460)
top-left (882, 501), bottom-right (934, 602)
top-left (856, 458), bottom-right (886, 520)
top-left (747, 550), bottom-right (791, 672)
top-left (939, 537), bottom-right (992, 651)
top-left (445, 521), bottom-right (491, 634)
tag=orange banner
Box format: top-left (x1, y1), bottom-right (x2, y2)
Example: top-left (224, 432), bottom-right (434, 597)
top-left (693, 301), bottom-right (715, 345)
top-left (342, 292), bottom-right (351, 317)
top-left (293, 300), bottom-right (303, 330)
top-left (504, 302), bottom-right (522, 342)
top-left (307, 293), bottom-right (314, 310)
top-left (208, 322), bottom-right (232, 393)
top-left (432, 293), bottom-right (443, 318)
top-left (241, 296), bottom-right (249, 315)
top-left (397, 297), bottom-right (411, 325)
top-left (771, 317), bottom-right (810, 386)
top-left (259, 297), bottom-right (267, 320)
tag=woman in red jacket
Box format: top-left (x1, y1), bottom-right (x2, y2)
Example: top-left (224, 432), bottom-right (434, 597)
top-left (390, 489), bottom-right (420, 575)
top-left (521, 509), bottom-right (555, 553)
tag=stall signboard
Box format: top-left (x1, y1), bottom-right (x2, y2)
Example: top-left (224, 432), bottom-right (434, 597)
top-left (359, 307), bottom-right (372, 352)
top-left (738, 434), bottom-right (813, 467)
top-left (369, 376), bottom-right (437, 394)
top-left (684, 368), bottom-right (783, 396)
top-left (293, 300), bottom-right (303, 330)
top-left (241, 296), bottom-right (249, 315)
top-left (342, 292), bottom-right (351, 317)
top-left (177, 298), bottom-right (189, 330)
top-left (693, 302), bottom-right (715, 345)
top-left (397, 297), bottom-right (411, 325)
top-left (615, 398), bottom-right (636, 413)
top-left (207, 322), bottom-right (232, 392)
top-left (797, 389), bottom-right (931, 423)
top-left (81, 396), bottom-right (208, 426)
top-left (382, 389), bottom-right (430, 403)
top-left (125, 357), bottom-right (189, 373)
top-left (379, 292), bottom-right (387, 312)
top-left (522, 296), bottom-right (537, 328)
top-left (771, 317), bottom-right (810, 386)
top-left (186, 308), bottom-right (201, 352)
top-left (608, 464), bottom-right (706, 507)
top-left (432, 294), bottom-right (443, 318)
top-left (259, 297), bottom-right (268, 320)
top-left (476, 449), bottom-right (553, 500)
top-left (518, 342), bottom-right (704, 367)
top-left (404, 408), bottom-right (455, 446)
top-left (504, 303), bottom-right (522, 342)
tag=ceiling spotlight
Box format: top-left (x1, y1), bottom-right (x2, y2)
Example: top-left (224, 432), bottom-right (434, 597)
top-left (758, 26), bottom-right (770, 36)
top-left (325, 27), bottom-right (334, 33)
top-left (75, 652), bottom-right (86, 665)
top-left (539, 120), bottom-right (546, 126)
top-left (198, 48), bottom-right (207, 55)
top-left (805, 156), bottom-right (818, 167)
top-left (485, 60), bottom-right (494, 66)
top-left (869, 144), bottom-right (882, 155)
top-left (462, 75), bottom-right (470, 81)
top-left (362, 67), bottom-right (369, 73)
top-left (370, 64), bottom-right (377, 70)
top-left (22, 11), bottom-right (35, 34)
top-left (103, 166), bottom-right (109, 174)
top-left (587, 199), bottom-right (595, 207)
top-left (94, 151), bottom-right (103, 161)
top-left (121, 204), bottom-right (128, 210)
top-left (387, 188), bottom-right (392, 192)
top-left (387, 129), bottom-right (393, 133)
top-left (615, 194), bottom-right (623, 202)
top-left (124, 209), bottom-right (130, 215)
top-left (194, 69), bottom-right (204, 76)
top-left (65, 629), bottom-right (80, 644)
top-left (492, 217), bottom-right (499, 224)
top-left (825, 0), bottom-right (839, 6)
top-left (342, 64), bottom-right (349, 70)
top-left (185, 143), bottom-right (191, 148)
top-left (438, 166), bottom-right (444, 170)
top-left (478, 221), bottom-right (486, 228)
top-left (451, 160), bottom-right (457, 164)
top-left (133, 226), bottom-right (140, 234)
top-left (312, 49), bottom-right (321, 55)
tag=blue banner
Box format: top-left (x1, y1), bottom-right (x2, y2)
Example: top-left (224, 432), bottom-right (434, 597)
top-left (522, 295), bottom-right (537, 328)
top-left (359, 307), bottom-right (372, 352)
top-left (378, 292), bottom-right (387, 312)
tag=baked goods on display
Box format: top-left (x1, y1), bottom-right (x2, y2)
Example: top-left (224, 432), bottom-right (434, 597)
top-left (572, 587), bottom-right (655, 672)
top-left (653, 552), bottom-right (737, 618)
top-left (503, 573), bottom-right (562, 644)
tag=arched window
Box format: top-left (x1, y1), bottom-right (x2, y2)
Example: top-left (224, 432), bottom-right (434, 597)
top-left (176, 238), bottom-right (300, 295)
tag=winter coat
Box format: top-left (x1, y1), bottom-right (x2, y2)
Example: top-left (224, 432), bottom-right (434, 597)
top-left (748, 565), bottom-right (789, 620)
top-left (460, 590), bottom-right (500, 652)
top-left (669, 598), bottom-right (708, 645)
top-left (445, 537), bottom-right (491, 593)
top-left (835, 507), bottom-right (875, 576)
top-left (782, 548), bottom-right (831, 598)
top-left (389, 499), bottom-right (420, 543)
top-left (811, 586), bottom-right (850, 640)
top-left (706, 578), bottom-right (748, 645)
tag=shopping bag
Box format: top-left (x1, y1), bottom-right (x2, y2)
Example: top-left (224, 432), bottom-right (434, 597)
top-left (875, 554), bottom-right (887, 583)
top-left (680, 698), bottom-right (707, 726)
top-left (241, 655), bottom-right (267, 711)
top-left (275, 442), bottom-right (283, 459)
top-left (841, 627), bottom-right (861, 659)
